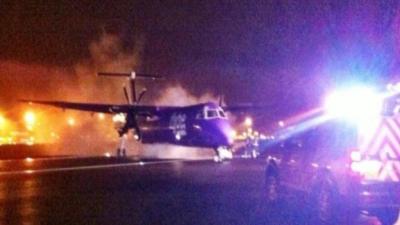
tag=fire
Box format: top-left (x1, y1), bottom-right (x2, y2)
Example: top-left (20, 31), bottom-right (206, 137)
top-left (24, 111), bottom-right (36, 130)
top-left (0, 115), bottom-right (5, 129)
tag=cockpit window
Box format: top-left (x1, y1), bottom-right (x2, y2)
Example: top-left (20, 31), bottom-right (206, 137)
top-left (197, 106), bottom-right (228, 120)
top-left (218, 110), bottom-right (226, 118)
top-left (206, 110), bottom-right (219, 118)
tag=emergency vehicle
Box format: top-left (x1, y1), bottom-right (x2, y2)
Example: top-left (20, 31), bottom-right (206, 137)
top-left (262, 85), bottom-right (400, 225)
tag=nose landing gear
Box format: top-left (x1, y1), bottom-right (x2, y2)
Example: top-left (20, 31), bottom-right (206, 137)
top-left (214, 146), bottom-right (233, 162)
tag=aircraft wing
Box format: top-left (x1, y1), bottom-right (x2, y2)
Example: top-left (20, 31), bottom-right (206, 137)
top-left (20, 100), bottom-right (166, 116)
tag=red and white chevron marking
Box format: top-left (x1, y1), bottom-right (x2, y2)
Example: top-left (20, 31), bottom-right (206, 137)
top-left (377, 161), bottom-right (400, 182)
top-left (358, 116), bottom-right (400, 181)
top-left (359, 117), bottom-right (400, 159)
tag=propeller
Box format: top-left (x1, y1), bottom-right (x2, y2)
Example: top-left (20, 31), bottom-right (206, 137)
top-left (123, 85), bottom-right (131, 104)
top-left (99, 71), bottom-right (163, 141)
top-left (137, 88), bottom-right (147, 104)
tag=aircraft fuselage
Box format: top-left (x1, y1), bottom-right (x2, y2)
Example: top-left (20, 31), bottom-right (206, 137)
top-left (133, 102), bottom-right (234, 149)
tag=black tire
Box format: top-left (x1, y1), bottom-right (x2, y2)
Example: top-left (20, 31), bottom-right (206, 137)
top-left (265, 171), bottom-right (280, 204)
top-left (309, 180), bottom-right (339, 225)
top-left (372, 208), bottom-right (399, 225)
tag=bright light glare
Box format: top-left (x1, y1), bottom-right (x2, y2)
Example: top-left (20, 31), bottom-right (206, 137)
top-left (24, 111), bottom-right (36, 126)
top-left (98, 113), bottom-right (105, 120)
top-left (0, 115), bottom-right (5, 129)
top-left (112, 114), bottom-right (126, 123)
top-left (67, 117), bottom-right (76, 126)
top-left (351, 160), bottom-right (382, 178)
top-left (244, 117), bottom-right (253, 127)
top-left (350, 151), bottom-right (361, 162)
top-left (229, 130), bottom-right (237, 139)
top-left (324, 87), bottom-right (383, 123)
top-left (25, 157), bottom-right (34, 163)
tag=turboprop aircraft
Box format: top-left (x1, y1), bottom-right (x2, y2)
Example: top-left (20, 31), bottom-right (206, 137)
top-left (22, 71), bottom-right (257, 160)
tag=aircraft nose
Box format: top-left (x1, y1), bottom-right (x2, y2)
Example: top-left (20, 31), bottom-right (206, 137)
top-left (214, 120), bottom-right (234, 146)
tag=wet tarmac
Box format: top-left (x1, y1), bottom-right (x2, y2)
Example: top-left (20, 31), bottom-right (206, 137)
top-left (0, 156), bottom-right (393, 225)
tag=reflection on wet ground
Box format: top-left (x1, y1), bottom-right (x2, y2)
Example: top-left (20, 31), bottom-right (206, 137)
top-left (0, 178), bottom-right (38, 225)
top-left (0, 157), bottom-right (392, 225)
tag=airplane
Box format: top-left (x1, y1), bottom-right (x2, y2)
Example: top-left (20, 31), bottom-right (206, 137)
top-left (21, 71), bottom-right (258, 161)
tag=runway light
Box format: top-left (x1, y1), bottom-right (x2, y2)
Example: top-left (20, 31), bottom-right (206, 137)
top-left (25, 157), bottom-right (34, 163)
top-left (104, 152), bottom-right (111, 158)
top-left (229, 130), bottom-right (237, 140)
top-left (98, 113), bottom-right (105, 120)
top-left (67, 117), bottom-right (76, 126)
top-left (244, 117), bottom-right (253, 127)
top-left (24, 111), bottom-right (36, 127)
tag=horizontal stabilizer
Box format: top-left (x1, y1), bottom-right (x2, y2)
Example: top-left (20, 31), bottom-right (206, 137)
top-left (97, 72), bottom-right (163, 80)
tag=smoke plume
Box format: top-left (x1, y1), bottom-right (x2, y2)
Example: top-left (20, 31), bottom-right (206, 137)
top-left (0, 33), bottom-right (221, 159)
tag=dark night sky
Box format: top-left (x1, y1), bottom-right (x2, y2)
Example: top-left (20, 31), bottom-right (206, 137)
top-left (1, 0), bottom-right (400, 122)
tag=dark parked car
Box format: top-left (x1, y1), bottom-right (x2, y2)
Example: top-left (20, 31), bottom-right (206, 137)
top-left (262, 119), bottom-right (400, 225)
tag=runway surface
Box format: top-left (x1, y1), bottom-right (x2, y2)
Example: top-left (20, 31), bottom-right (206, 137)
top-left (0, 156), bottom-right (390, 225)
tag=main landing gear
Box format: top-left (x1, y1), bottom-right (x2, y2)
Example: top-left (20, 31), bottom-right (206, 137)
top-left (214, 146), bottom-right (233, 162)
top-left (116, 134), bottom-right (128, 158)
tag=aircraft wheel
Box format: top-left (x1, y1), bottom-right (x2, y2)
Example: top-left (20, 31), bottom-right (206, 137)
top-left (214, 147), bottom-right (233, 162)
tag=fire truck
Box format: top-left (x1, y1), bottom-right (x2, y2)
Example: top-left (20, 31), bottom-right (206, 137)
top-left (262, 86), bottom-right (400, 225)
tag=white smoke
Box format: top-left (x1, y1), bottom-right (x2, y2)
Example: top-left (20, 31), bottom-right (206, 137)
top-left (138, 85), bottom-right (218, 159)
top-left (154, 85), bottom-right (217, 106)
top-left (1, 32), bottom-right (225, 159)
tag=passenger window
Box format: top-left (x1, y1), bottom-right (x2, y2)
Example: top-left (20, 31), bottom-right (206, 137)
top-left (196, 112), bottom-right (205, 119)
